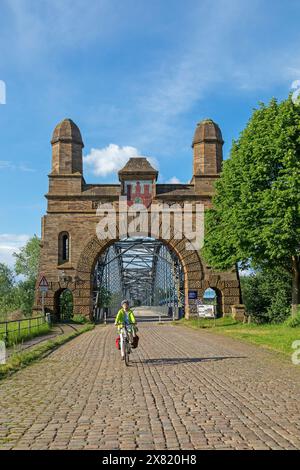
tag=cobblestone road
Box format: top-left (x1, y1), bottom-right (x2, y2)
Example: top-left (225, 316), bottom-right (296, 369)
top-left (1, 318), bottom-right (300, 450)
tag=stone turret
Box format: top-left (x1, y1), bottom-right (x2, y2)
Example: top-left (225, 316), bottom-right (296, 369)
top-left (48, 119), bottom-right (84, 195)
top-left (192, 118), bottom-right (223, 176)
top-left (51, 118), bottom-right (84, 175)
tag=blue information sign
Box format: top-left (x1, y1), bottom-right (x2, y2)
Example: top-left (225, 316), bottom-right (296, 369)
top-left (188, 290), bottom-right (198, 300)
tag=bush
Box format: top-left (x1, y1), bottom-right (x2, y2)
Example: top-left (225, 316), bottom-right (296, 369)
top-left (240, 267), bottom-right (292, 323)
top-left (284, 311), bottom-right (300, 328)
top-left (265, 290), bottom-right (291, 324)
top-left (72, 314), bottom-right (89, 324)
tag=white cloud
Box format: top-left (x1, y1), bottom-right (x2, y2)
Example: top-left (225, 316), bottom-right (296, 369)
top-left (124, 3), bottom-right (244, 147)
top-left (166, 176), bottom-right (182, 184)
top-left (0, 160), bottom-right (35, 172)
top-left (0, 234), bottom-right (30, 267)
top-left (1, 0), bottom-right (129, 67)
top-left (3, 0), bottom-right (300, 157)
top-left (0, 161), bottom-right (11, 170)
top-left (128, 0), bottom-right (300, 149)
top-left (0, 80), bottom-right (6, 104)
top-left (83, 144), bottom-right (158, 177)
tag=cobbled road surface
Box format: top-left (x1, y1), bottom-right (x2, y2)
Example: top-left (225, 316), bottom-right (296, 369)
top-left (1, 313), bottom-right (300, 450)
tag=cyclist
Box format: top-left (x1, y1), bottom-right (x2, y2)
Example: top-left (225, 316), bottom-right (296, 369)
top-left (115, 299), bottom-right (137, 345)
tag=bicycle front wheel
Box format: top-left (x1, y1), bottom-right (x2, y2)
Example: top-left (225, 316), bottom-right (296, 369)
top-left (124, 340), bottom-right (130, 366)
top-left (121, 337), bottom-right (126, 361)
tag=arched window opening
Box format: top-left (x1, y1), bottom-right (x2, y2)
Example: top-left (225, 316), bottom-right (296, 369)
top-left (58, 232), bottom-right (70, 264)
top-left (62, 234), bottom-right (69, 261)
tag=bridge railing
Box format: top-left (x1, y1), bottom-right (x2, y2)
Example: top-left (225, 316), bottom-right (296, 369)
top-left (93, 305), bottom-right (184, 323)
top-left (93, 306), bottom-right (120, 323)
top-left (141, 306), bottom-right (183, 320)
top-left (0, 315), bottom-right (51, 346)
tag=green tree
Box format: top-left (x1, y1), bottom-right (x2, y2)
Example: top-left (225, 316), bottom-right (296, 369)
top-left (13, 236), bottom-right (41, 315)
top-left (14, 235), bottom-right (40, 280)
top-left (96, 286), bottom-right (112, 308)
top-left (0, 263), bottom-right (17, 315)
top-left (59, 289), bottom-right (74, 321)
top-left (14, 279), bottom-right (36, 316)
top-left (0, 263), bottom-right (14, 295)
top-left (202, 97), bottom-right (300, 316)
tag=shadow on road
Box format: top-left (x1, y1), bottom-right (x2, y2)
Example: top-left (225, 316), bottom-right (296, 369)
top-left (133, 356), bottom-right (247, 366)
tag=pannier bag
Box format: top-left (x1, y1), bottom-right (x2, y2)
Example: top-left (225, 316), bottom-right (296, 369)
top-left (131, 335), bottom-right (139, 349)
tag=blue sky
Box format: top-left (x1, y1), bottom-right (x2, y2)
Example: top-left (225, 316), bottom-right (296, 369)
top-left (0, 0), bottom-right (300, 265)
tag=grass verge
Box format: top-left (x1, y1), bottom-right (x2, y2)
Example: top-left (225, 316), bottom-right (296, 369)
top-left (0, 323), bottom-right (94, 380)
top-left (175, 317), bottom-right (300, 357)
top-left (0, 318), bottom-right (51, 347)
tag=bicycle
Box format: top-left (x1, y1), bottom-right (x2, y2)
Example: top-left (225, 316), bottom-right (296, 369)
top-left (115, 322), bottom-right (136, 366)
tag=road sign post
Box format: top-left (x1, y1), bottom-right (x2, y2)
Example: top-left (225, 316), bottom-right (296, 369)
top-left (38, 276), bottom-right (49, 316)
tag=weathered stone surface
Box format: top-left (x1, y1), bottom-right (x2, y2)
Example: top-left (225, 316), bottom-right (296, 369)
top-left (231, 304), bottom-right (246, 322)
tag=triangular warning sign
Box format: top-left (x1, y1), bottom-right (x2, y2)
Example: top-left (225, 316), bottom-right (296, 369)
top-left (39, 276), bottom-right (49, 288)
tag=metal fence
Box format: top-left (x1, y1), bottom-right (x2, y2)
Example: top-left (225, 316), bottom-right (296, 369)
top-left (0, 315), bottom-right (50, 345)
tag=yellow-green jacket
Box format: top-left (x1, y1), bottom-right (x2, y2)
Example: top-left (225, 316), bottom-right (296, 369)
top-left (115, 308), bottom-right (136, 327)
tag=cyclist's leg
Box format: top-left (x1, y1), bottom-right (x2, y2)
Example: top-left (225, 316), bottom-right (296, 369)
top-left (120, 332), bottom-right (125, 357)
top-left (128, 331), bottom-right (133, 344)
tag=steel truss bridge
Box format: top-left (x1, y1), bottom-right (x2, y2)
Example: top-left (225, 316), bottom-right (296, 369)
top-left (93, 237), bottom-right (184, 319)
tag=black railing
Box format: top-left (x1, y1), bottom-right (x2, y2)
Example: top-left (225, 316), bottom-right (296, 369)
top-left (0, 315), bottom-right (50, 346)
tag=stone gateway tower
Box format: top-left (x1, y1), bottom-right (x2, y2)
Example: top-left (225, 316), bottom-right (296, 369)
top-left (34, 118), bottom-right (242, 320)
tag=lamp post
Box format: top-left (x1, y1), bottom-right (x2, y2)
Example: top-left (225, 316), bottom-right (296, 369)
top-left (57, 271), bottom-right (84, 290)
